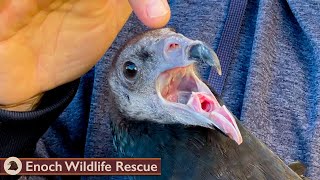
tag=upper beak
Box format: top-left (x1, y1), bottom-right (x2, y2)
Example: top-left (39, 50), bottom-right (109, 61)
top-left (188, 43), bottom-right (222, 75)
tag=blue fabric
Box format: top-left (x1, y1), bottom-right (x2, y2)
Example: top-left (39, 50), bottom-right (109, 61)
top-left (37, 0), bottom-right (320, 179)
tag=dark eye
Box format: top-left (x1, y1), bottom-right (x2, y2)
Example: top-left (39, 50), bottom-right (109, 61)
top-left (123, 61), bottom-right (138, 79)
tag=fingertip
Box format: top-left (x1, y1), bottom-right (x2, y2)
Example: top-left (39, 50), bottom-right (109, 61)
top-left (129, 0), bottom-right (171, 28)
top-left (143, 10), bottom-right (171, 28)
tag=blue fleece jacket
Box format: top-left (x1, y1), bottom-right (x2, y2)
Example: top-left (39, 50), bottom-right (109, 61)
top-left (37, 0), bottom-right (320, 179)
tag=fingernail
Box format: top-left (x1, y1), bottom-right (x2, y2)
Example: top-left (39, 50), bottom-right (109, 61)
top-left (147, 0), bottom-right (169, 18)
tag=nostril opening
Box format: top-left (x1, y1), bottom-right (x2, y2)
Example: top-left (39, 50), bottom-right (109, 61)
top-left (167, 43), bottom-right (180, 51)
top-left (164, 40), bottom-right (183, 59)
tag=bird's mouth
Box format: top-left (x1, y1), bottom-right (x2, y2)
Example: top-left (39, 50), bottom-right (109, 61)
top-left (156, 65), bottom-right (243, 145)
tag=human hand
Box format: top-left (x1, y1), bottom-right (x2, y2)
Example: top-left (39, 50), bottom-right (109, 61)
top-left (0, 0), bottom-right (170, 110)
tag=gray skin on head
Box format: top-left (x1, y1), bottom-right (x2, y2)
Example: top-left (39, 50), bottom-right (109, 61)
top-left (107, 28), bottom-right (302, 180)
top-left (108, 28), bottom-right (217, 129)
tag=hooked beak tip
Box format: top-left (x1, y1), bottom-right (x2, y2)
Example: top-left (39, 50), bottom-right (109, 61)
top-left (188, 43), bottom-right (222, 76)
top-left (216, 64), bottom-right (222, 76)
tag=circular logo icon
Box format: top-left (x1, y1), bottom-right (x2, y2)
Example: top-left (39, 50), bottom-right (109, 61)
top-left (4, 157), bottom-right (22, 175)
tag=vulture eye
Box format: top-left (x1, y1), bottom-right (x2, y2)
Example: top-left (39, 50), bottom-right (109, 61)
top-left (123, 61), bottom-right (138, 79)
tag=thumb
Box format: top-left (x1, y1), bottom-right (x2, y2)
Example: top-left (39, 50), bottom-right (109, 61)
top-left (128, 0), bottom-right (171, 28)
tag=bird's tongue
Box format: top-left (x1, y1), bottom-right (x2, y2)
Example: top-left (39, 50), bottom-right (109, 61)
top-left (186, 92), bottom-right (243, 145)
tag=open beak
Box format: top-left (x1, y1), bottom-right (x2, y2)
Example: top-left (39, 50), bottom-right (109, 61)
top-left (156, 43), bottom-right (242, 145)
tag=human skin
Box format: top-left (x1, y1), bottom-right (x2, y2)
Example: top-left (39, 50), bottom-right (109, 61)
top-left (0, 0), bottom-right (170, 110)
